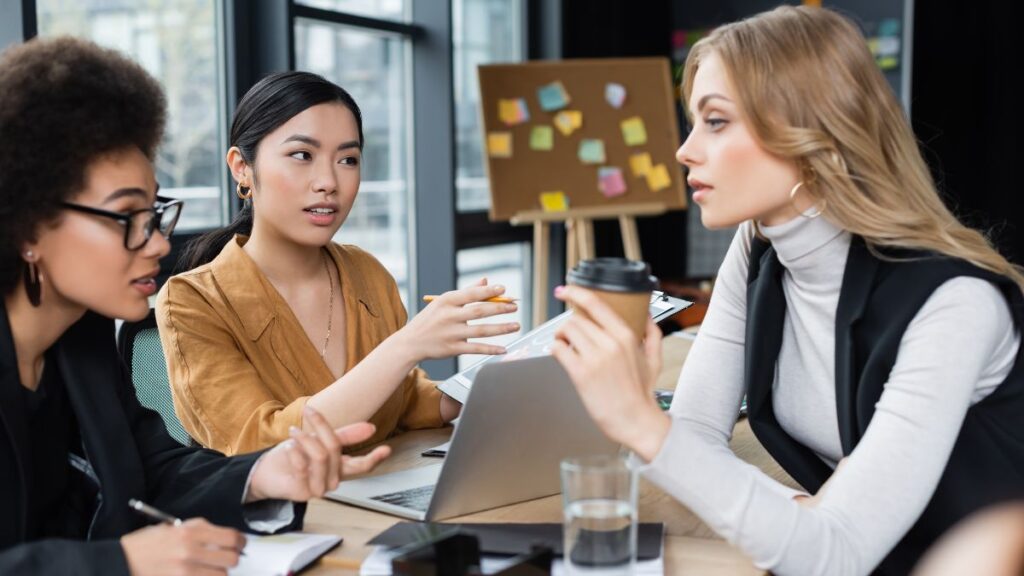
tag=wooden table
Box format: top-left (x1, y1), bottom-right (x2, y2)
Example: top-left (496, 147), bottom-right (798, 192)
top-left (303, 335), bottom-right (797, 574)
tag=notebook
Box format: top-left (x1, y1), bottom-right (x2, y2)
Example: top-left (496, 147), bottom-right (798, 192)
top-left (229, 532), bottom-right (341, 576)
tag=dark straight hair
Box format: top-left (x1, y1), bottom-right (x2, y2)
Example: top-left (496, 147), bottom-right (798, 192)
top-left (178, 71), bottom-right (364, 272)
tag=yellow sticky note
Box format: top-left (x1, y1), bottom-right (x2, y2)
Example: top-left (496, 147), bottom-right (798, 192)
top-left (539, 191), bottom-right (569, 212)
top-left (621, 116), bottom-right (647, 146)
top-left (487, 132), bottom-right (512, 158)
top-left (498, 98), bottom-right (529, 125)
top-left (554, 110), bottom-right (583, 136)
top-left (630, 153), bottom-right (653, 177)
top-left (646, 164), bottom-right (671, 191)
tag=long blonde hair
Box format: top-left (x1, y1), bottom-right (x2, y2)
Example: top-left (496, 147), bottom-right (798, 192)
top-left (682, 5), bottom-right (1024, 291)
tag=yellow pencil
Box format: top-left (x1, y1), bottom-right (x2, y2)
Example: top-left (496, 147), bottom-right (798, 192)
top-left (422, 295), bottom-right (518, 304)
top-left (317, 555), bottom-right (364, 569)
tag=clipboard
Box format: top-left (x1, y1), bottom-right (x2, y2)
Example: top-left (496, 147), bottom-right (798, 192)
top-left (438, 291), bottom-right (691, 404)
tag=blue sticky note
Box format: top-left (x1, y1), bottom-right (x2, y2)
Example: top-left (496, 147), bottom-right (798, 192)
top-left (578, 139), bottom-right (606, 164)
top-left (537, 81), bottom-right (571, 112)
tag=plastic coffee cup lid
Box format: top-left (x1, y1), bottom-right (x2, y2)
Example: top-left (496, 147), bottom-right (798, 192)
top-left (567, 258), bottom-right (659, 293)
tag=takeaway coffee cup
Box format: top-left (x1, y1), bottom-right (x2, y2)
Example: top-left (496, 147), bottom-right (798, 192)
top-left (566, 258), bottom-right (658, 340)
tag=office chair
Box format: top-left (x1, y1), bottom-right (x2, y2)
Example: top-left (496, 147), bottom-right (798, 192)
top-left (117, 309), bottom-right (194, 446)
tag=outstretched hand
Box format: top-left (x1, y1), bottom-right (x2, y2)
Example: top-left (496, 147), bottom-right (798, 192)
top-left (398, 278), bottom-right (521, 360)
top-left (246, 406), bottom-right (391, 503)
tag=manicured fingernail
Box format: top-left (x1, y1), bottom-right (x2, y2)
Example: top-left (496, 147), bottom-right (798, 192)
top-left (289, 426), bottom-right (301, 436)
top-left (554, 285), bottom-right (566, 296)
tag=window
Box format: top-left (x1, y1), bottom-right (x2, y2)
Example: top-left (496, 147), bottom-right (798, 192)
top-left (36, 0), bottom-right (227, 232)
top-left (453, 0), bottom-right (524, 213)
top-left (452, 0), bottom-right (532, 346)
top-left (295, 18), bottom-right (412, 305)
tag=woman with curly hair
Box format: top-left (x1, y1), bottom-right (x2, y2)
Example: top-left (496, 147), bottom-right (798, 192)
top-left (551, 6), bottom-right (1024, 576)
top-left (0, 37), bottom-right (388, 575)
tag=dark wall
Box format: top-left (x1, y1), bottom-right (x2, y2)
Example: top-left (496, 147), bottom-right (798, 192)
top-left (912, 3), bottom-right (1021, 265)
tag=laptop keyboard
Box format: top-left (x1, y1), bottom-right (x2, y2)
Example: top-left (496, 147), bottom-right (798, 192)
top-left (370, 484), bottom-right (435, 511)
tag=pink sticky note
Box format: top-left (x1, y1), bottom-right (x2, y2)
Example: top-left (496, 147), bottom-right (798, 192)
top-left (598, 167), bottom-right (627, 198)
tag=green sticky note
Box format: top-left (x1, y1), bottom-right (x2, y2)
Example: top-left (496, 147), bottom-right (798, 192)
top-left (578, 139), bottom-right (606, 164)
top-left (530, 125), bottom-right (554, 151)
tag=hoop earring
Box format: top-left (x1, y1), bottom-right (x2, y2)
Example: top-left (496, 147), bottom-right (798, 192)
top-left (789, 181), bottom-right (825, 219)
top-left (24, 260), bottom-right (41, 307)
top-left (235, 183), bottom-right (252, 200)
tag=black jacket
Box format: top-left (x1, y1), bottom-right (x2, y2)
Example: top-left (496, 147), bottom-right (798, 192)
top-left (744, 236), bottom-right (1024, 575)
top-left (0, 307), bottom-right (305, 575)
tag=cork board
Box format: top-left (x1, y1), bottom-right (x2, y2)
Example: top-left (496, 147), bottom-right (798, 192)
top-left (478, 58), bottom-right (686, 222)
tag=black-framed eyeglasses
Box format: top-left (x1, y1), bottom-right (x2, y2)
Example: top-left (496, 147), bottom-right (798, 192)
top-left (61, 195), bottom-right (184, 251)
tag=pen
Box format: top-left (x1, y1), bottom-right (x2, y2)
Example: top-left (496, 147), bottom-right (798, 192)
top-left (128, 498), bottom-right (183, 526)
top-left (422, 295), bottom-right (518, 304)
top-left (129, 499), bottom-right (248, 556)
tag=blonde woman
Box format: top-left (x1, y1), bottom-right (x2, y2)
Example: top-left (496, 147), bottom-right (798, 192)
top-left (551, 6), bottom-right (1024, 576)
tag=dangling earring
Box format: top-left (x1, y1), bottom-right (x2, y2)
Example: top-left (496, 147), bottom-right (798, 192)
top-left (236, 183), bottom-right (252, 200)
top-left (23, 253), bottom-right (41, 307)
top-left (789, 181), bottom-right (826, 219)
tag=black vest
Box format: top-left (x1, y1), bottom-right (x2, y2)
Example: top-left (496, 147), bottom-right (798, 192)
top-left (744, 235), bottom-right (1024, 575)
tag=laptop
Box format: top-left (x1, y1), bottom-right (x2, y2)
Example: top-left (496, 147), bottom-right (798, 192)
top-left (324, 355), bottom-right (618, 520)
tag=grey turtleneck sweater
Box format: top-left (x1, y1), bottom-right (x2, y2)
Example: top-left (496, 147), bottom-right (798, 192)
top-left (640, 215), bottom-right (1019, 575)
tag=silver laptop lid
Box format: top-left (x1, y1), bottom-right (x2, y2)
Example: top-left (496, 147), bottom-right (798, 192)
top-left (427, 355), bottom-right (618, 519)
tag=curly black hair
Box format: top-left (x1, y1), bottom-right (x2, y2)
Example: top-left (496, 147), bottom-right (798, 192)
top-left (0, 36), bottom-right (166, 296)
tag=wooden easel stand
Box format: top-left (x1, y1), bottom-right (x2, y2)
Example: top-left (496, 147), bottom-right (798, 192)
top-left (510, 203), bottom-right (666, 327)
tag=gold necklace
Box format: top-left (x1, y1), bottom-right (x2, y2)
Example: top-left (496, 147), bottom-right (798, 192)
top-left (320, 250), bottom-right (334, 360)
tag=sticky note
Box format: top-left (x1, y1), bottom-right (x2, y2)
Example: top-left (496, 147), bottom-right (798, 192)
top-left (578, 139), bottom-right (606, 164)
top-left (630, 152), bottom-right (653, 177)
top-left (529, 125), bottom-right (554, 151)
top-left (540, 191), bottom-right (569, 212)
top-left (598, 167), bottom-right (627, 198)
top-left (646, 163), bottom-right (671, 191)
top-left (487, 132), bottom-right (512, 158)
top-left (553, 110), bottom-right (583, 136)
top-left (498, 98), bottom-right (529, 125)
top-left (537, 81), bottom-right (571, 111)
top-left (621, 116), bottom-right (648, 146)
top-left (605, 83), bottom-right (627, 108)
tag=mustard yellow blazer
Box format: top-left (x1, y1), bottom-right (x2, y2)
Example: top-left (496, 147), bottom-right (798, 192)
top-left (155, 236), bottom-right (442, 455)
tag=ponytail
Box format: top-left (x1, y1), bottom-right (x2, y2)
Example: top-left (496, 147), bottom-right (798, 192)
top-left (177, 203), bottom-right (253, 271)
